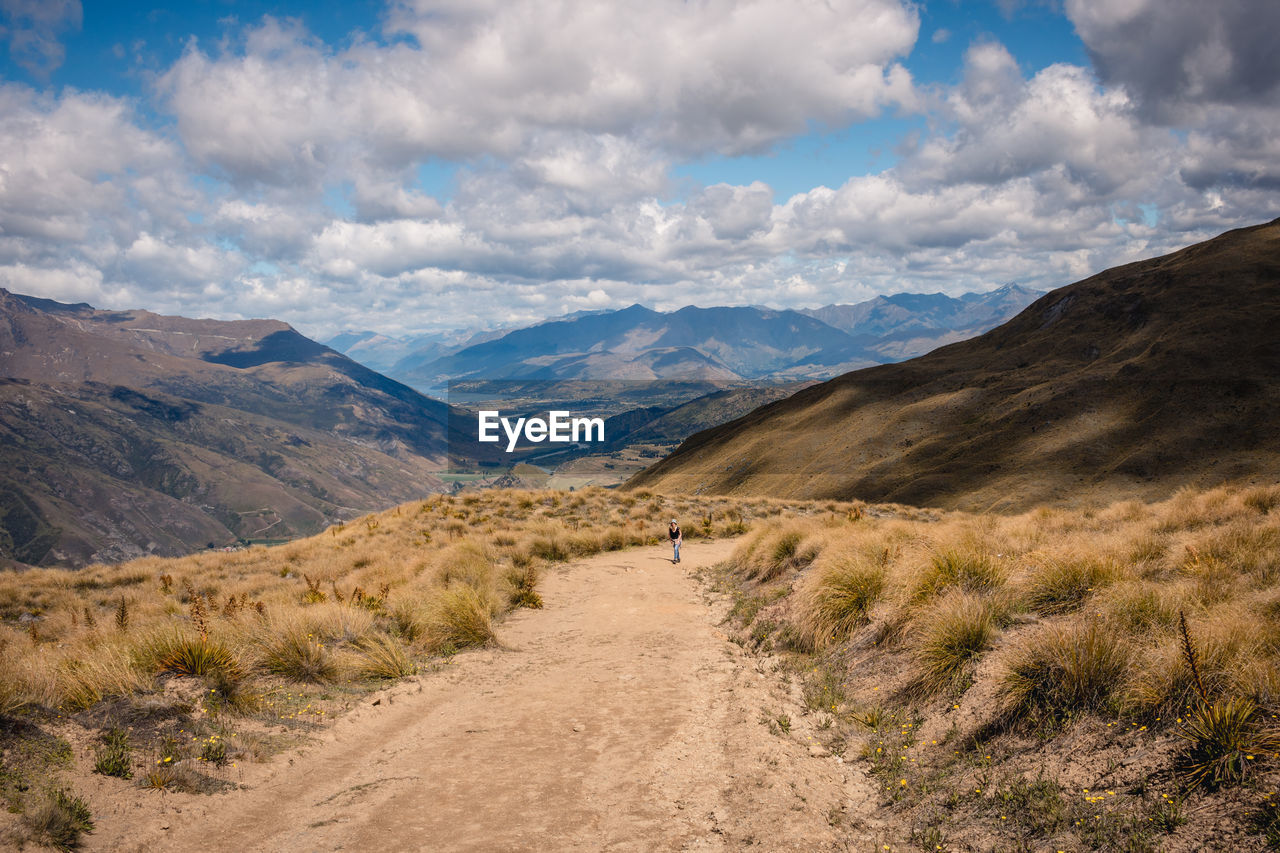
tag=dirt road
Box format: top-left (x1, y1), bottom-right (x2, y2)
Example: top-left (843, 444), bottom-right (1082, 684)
top-left (96, 540), bottom-right (884, 852)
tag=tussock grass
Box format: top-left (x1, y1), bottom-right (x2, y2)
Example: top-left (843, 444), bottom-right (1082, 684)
top-left (258, 626), bottom-right (339, 683)
top-left (424, 584), bottom-right (497, 651)
top-left (798, 546), bottom-right (886, 649)
top-left (705, 483), bottom-right (1280, 848)
top-left (1002, 620), bottom-right (1129, 719)
top-left (0, 488), bottom-right (789, 718)
top-left (911, 591), bottom-right (998, 697)
top-left (1024, 554), bottom-right (1118, 615)
top-left (912, 548), bottom-right (1005, 602)
top-left (352, 635), bottom-right (417, 680)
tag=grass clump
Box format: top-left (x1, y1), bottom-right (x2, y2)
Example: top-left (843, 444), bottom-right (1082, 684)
top-left (911, 591), bottom-right (997, 697)
top-left (353, 635), bottom-right (417, 680)
top-left (426, 584), bottom-right (496, 650)
top-left (504, 560), bottom-right (543, 610)
top-left (801, 554), bottom-right (885, 649)
top-left (259, 630), bottom-right (338, 683)
top-left (913, 548), bottom-right (1004, 602)
top-left (23, 788), bottom-right (94, 851)
top-left (1025, 555), bottom-right (1116, 615)
top-left (1002, 619), bottom-right (1128, 721)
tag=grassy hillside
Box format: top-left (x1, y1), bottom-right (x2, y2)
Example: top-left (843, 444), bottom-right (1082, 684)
top-left (712, 483), bottom-right (1280, 849)
top-left (629, 219), bottom-right (1280, 511)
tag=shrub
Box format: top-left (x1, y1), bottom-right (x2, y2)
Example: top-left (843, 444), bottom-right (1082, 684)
top-left (1002, 620), bottom-right (1128, 720)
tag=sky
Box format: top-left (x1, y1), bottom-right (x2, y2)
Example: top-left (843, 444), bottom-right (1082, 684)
top-left (1, 0), bottom-right (1277, 341)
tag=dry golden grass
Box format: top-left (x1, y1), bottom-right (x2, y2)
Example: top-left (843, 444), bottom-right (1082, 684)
top-left (724, 483), bottom-right (1280, 720)
top-left (715, 482), bottom-right (1280, 848)
top-left (0, 487), bottom-right (810, 717)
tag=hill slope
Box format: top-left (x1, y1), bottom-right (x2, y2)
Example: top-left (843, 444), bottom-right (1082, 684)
top-left (0, 291), bottom-right (450, 567)
top-left (629, 220), bottom-right (1280, 510)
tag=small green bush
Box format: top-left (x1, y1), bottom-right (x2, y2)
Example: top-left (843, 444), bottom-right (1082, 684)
top-left (92, 729), bottom-right (132, 780)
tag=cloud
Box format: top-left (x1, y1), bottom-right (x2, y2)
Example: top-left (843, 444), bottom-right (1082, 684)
top-left (0, 86), bottom-right (186, 257)
top-left (689, 182), bottom-right (775, 240)
top-left (1, 3), bottom-right (1276, 343)
top-left (158, 1), bottom-right (921, 187)
top-left (904, 43), bottom-right (1162, 198)
top-left (0, 0), bottom-right (81, 78)
top-left (1066, 0), bottom-right (1280, 193)
top-left (1066, 0), bottom-right (1280, 117)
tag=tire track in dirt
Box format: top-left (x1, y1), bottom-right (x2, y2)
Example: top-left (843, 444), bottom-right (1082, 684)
top-left (96, 540), bottom-right (887, 852)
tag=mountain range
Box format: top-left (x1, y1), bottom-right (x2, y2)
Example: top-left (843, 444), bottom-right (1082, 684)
top-left (0, 291), bottom-right (451, 567)
top-left (327, 285), bottom-right (1041, 391)
top-left (629, 219), bottom-right (1280, 511)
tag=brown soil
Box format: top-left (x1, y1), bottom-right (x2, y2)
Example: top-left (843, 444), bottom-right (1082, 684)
top-left (87, 540), bottom-right (891, 852)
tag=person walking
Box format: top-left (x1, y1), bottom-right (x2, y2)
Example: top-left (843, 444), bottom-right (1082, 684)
top-left (668, 518), bottom-right (682, 564)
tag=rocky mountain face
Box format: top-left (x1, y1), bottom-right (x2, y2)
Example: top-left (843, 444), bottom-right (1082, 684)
top-left (0, 291), bottom-right (451, 567)
top-left (628, 220), bottom-right (1280, 511)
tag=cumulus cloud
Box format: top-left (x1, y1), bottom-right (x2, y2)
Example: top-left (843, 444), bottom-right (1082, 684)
top-left (0, 0), bottom-right (80, 78)
top-left (158, 0), bottom-right (920, 187)
top-left (904, 43), bottom-right (1163, 198)
top-left (1066, 0), bottom-right (1280, 193)
top-left (1, 2), bottom-right (1276, 342)
top-left (1067, 0), bottom-right (1280, 117)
